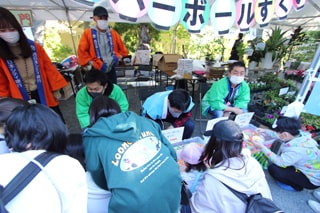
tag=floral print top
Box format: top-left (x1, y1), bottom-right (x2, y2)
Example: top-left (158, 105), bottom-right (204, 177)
top-left (261, 134), bottom-right (320, 186)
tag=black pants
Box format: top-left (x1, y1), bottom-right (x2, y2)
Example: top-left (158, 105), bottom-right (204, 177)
top-left (268, 164), bottom-right (318, 190)
top-left (30, 90), bottom-right (66, 123)
top-left (106, 66), bottom-right (117, 84)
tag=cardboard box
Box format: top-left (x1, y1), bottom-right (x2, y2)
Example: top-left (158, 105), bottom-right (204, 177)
top-left (153, 54), bottom-right (183, 71)
top-left (152, 53), bottom-right (162, 66)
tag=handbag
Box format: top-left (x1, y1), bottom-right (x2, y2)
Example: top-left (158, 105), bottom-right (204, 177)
top-left (180, 172), bottom-right (203, 213)
top-left (0, 152), bottom-right (60, 211)
top-left (220, 181), bottom-right (284, 213)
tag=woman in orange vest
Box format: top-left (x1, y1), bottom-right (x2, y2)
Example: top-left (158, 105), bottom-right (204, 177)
top-left (78, 6), bottom-right (128, 84)
top-left (0, 7), bottom-right (67, 122)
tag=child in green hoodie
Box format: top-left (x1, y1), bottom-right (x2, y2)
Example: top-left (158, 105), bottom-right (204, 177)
top-left (83, 96), bottom-right (182, 213)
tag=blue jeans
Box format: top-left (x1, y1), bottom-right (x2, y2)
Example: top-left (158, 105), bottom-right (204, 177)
top-left (207, 108), bottom-right (248, 119)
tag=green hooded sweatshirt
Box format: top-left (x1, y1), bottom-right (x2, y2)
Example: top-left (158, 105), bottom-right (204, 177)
top-left (83, 111), bottom-right (181, 213)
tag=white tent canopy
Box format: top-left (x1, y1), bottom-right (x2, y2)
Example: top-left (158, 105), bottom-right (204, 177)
top-left (0, 0), bottom-right (151, 24)
top-left (268, 0), bottom-right (320, 31)
top-left (1, 0), bottom-right (320, 31)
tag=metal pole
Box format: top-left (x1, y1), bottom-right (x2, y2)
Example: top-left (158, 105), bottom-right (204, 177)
top-left (61, 0), bottom-right (78, 56)
top-left (295, 44), bottom-right (320, 103)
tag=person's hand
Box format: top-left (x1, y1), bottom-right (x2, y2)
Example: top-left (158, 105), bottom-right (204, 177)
top-left (223, 111), bottom-right (231, 117)
top-left (53, 90), bottom-right (62, 100)
top-left (82, 61), bottom-right (93, 71)
top-left (83, 64), bottom-right (92, 71)
top-left (100, 63), bottom-right (107, 72)
top-left (232, 107), bottom-right (244, 115)
top-left (251, 135), bottom-right (265, 149)
top-left (166, 125), bottom-right (174, 129)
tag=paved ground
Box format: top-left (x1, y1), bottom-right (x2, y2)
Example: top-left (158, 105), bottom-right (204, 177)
top-left (60, 84), bottom-right (317, 213)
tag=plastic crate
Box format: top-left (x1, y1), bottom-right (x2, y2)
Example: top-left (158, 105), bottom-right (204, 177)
top-left (171, 136), bottom-right (205, 147)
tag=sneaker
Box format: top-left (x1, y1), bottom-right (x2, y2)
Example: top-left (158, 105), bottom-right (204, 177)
top-left (314, 191), bottom-right (320, 201)
top-left (275, 181), bottom-right (298, 191)
top-left (308, 200), bottom-right (320, 213)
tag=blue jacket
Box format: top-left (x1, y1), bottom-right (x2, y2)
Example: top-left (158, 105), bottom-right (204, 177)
top-left (141, 90), bottom-right (194, 120)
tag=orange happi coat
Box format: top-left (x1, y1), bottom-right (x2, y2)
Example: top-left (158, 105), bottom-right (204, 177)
top-left (77, 28), bottom-right (128, 70)
top-left (0, 42), bottom-right (68, 107)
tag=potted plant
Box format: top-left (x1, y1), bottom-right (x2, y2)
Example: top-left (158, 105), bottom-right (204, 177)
top-left (247, 38), bottom-right (265, 69)
top-left (261, 27), bottom-right (289, 69)
top-left (205, 53), bottom-right (215, 67)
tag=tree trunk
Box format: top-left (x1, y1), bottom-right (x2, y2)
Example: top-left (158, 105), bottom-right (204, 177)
top-left (137, 24), bottom-right (151, 50)
top-left (171, 24), bottom-right (178, 54)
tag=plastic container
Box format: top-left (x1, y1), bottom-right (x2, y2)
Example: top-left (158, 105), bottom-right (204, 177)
top-left (172, 136), bottom-right (205, 147)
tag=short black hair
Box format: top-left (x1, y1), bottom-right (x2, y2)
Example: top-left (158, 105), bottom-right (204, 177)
top-left (89, 96), bottom-right (121, 126)
top-left (84, 69), bottom-right (108, 86)
top-left (228, 61), bottom-right (246, 72)
top-left (65, 133), bottom-right (86, 170)
top-left (5, 104), bottom-right (68, 152)
top-left (168, 89), bottom-right (190, 111)
top-left (274, 116), bottom-right (301, 136)
top-left (0, 98), bottom-right (28, 123)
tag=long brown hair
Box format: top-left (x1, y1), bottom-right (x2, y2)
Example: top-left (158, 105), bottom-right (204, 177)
top-left (199, 135), bottom-right (244, 170)
top-left (0, 7), bottom-right (32, 60)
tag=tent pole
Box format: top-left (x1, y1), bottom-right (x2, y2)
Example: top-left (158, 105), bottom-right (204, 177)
top-left (60, 0), bottom-right (84, 86)
top-left (61, 0), bottom-right (78, 56)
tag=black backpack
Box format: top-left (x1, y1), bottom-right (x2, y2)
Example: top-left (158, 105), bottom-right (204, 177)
top-left (180, 181), bottom-right (192, 213)
top-left (221, 182), bottom-right (284, 213)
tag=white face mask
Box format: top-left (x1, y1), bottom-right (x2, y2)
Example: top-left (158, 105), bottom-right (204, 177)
top-left (229, 75), bottom-right (244, 85)
top-left (0, 31), bottom-right (20, 44)
top-left (97, 20), bottom-right (108, 31)
top-left (168, 106), bottom-right (182, 118)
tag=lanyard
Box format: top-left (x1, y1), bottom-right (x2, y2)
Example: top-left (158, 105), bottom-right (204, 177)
top-left (225, 79), bottom-right (240, 105)
top-left (91, 28), bottom-right (115, 65)
top-left (6, 40), bottom-right (47, 105)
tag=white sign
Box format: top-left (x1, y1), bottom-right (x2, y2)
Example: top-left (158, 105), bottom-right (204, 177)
top-left (162, 127), bottom-right (184, 144)
top-left (205, 117), bottom-right (229, 131)
top-left (234, 112), bottom-right (254, 127)
top-left (279, 87), bottom-right (289, 96)
top-left (132, 50), bottom-right (150, 65)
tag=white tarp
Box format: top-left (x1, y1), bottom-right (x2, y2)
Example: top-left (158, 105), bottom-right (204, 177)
top-left (268, 0), bottom-right (320, 31)
top-left (0, 0), bottom-right (319, 31)
top-left (0, 0), bottom-right (151, 24)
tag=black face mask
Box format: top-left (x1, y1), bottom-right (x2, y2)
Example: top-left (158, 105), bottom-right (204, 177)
top-left (89, 92), bottom-right (103, 98)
